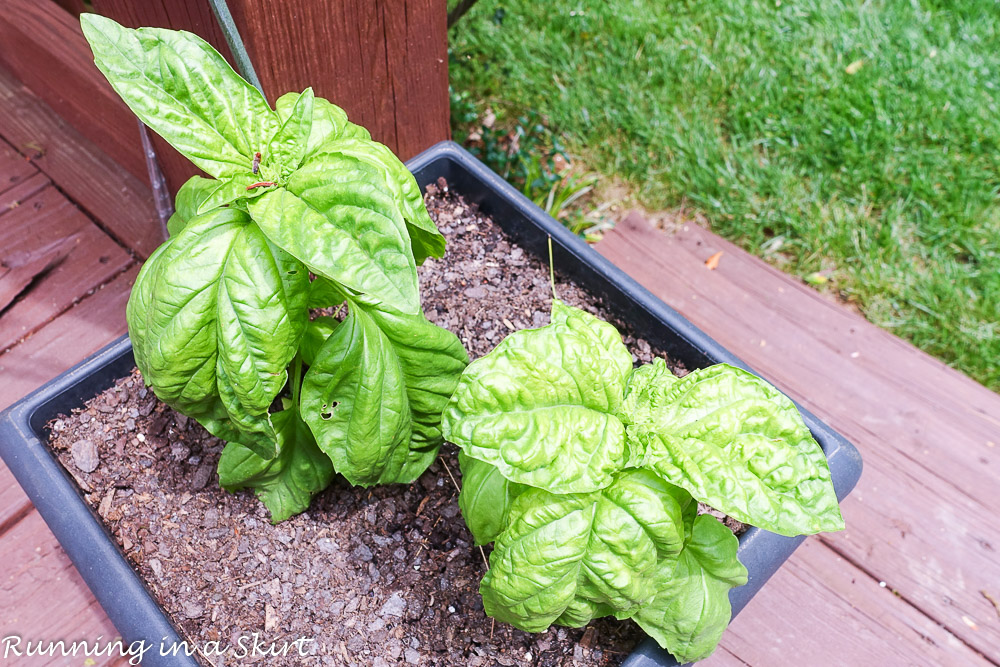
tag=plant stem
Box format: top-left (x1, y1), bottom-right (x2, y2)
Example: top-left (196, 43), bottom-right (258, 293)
top-left (290, 355), bottom-right (303, 408)
top-left (547, 236), bottom-right (559, 301)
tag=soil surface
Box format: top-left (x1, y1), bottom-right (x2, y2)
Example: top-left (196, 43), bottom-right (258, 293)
top-left (48, 186), bottom-right (735, 666)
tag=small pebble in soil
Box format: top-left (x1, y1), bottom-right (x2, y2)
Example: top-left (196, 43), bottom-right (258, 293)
top-left (70, 438), bottom-right (100, 472)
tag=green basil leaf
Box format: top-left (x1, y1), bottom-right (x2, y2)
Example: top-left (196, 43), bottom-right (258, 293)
top-left (360, 305), bottom-right (468, 482)
top-left (479, 469), bottom-right (691, 631)
top-left (314, 138), bottom-right (445, 263)
top-left (248, 181), bottom-right (420, 314)
top-left (81, 14), bottom-right (278, 179)
top-left (218, 407), bottom-right (334, 523)
top-left (457, 452), bottom-right (527, 546)
top-left (630, 515), bottom-right (747, 663)
top-left (275, 93), bottom-right (370, 155)
top-left (300, 307), bottom-right (411, 486)
top-left (195, 174), bottom-right (270, 215)
top-left (620, 358), bottom-right (680, 427)
top-left (299, 316), bottom-right (339, 368)
top-left (126, 208), bottom-right (308, 459)
top-left (307, 277), bottom-right (348, 309)
top-left (628, 363), bottom-right (844, 536)
top-left (265, 87), bottom-right (313, 177)
top-left (442, 301), bottom-right (632, 494)
top-left (168, 176), bottom-right (218, 236)
top-left (549, 300), bottom-right (634, 377)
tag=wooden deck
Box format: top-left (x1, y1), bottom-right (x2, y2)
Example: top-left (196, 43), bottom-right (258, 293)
top-left (0, 61), bottom-right (152, 666)
top-left (1, 71), bottom-right (999, 667)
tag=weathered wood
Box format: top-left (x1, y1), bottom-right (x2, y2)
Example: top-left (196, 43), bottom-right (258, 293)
top-left (595, 212), bottom-right (1000, 659)
top-left (0, 265), bottom-right (137, 410)
top-left (227, 0), bottom-right (450, 159)
top-left (0, 510), bottom-right (126, 666)
top-left (52, 0), bottom-right (84, 15)
top-left (702, 539), bottom-right (994, 666)
top-left (0, 67), bottom-right (163, 257)
top-left (0, 186), bottom-right (133, 355)
top-left (0, 136), bottom-right (38, 195)
top-left (0, 172), bottom-right (50, 214)
top-left (0, 0), bottom-right (149, 184)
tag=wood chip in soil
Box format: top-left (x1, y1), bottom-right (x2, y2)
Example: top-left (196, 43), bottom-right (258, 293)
top-left (47, 187), bottom-right (742, 666)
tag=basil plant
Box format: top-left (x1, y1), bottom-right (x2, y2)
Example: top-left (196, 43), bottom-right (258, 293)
top-left (442, 300), bottom-right (843, 663)
top-left (82, 15), bottom-right (467, 521)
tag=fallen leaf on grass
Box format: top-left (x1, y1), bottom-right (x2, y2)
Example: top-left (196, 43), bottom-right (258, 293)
top-left (804, 272), bottom-right (830, 286)
top-left (704, 251), bottom-right (723, 270)
top-left (845, 59), bottom-right (865, 75)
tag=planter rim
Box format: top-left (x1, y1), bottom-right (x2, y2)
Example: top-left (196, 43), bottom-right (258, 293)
top-left (0, 141), bottom-right (862, 667)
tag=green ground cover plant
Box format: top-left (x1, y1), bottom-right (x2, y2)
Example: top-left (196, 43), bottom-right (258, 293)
top-left (82, 15), bottom-right (467, 521)
top-left (442, 299), bottom-right (843, 662)
top-left (450, 0), bottom-right (1000, 391)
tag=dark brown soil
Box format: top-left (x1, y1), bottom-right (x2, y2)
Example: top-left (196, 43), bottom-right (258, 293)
top-left (47, 187), bottom-right (730, 666)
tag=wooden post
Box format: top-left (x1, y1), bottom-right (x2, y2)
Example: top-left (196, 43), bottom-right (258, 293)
top-left (228, 0), bottom-right (451, 161)
top-left (92, 0), bottom-right (451, 191)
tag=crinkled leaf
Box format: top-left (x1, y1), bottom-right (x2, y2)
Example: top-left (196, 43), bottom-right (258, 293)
top-left (630, 515), bottom-right (747, 663)
top-left (361, 305), bottom-right (468, 481)
top-left (167, 176), bottom-right (217, 236)
top-left (218, 408), bottom-right (334, 523)
top-left (248, 179), bottom-right (419, 314)
top-left (81, 14), bottom-right (277, 178)
top-left (315, 138), bottom-right (445, 263)
top-left (125, 208), bottom-right (308, 459)
top-left (458, 452), bottom-right (527, 546)
top-left (628, 363), bottom-right (844, 536)
top-left (549, 300), bottom-right (634, 375)
top-left (300, 307), bottom-right (410, 486)
top-left (265, 87), bottom-right (313, 177)
top-left (442, 301), bottom-right (632, 494)
top-left (479, 470), bottom-right (691, 632)
top-left (275, 93), bottom-right (370, 156)
top-left (620, 358), bottom-right (680, 427)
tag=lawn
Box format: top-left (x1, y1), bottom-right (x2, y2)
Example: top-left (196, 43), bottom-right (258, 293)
top-left (448, 0), bottom-right (1000, 391)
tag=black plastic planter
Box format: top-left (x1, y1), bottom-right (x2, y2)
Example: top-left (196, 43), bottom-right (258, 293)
top-left (0, 141), bottom-right (861, 667)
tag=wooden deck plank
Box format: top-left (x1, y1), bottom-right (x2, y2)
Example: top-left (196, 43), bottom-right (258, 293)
top-left (0, 136), bottom-right (38, 195)
top-left (0, 171), bottom-right (50, 214)
top-left (0, 66), bottom-right (163, 258)
top-left (595, 213), bottom-right (1000, 661)
top-left (0, 510), bottom-right (126, 666)
top-left (0, 186), bottom-right (133, 353)
top-left (702, 539), bottom-right (993, 666)
top-left (0, 0), bottom-right (148, 185)
top-left (0, 264), bottom-right (137, 411)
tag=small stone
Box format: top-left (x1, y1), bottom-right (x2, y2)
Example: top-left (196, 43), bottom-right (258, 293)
top-left (463, 285), bottom-right (487, 299)
top-left (404, 648), bottom-right (420, 664)
top-left (182, 601), bottom-right (204, 619)
top-left (147, 558), bottom-right (163, 579)
top-left (71, 439), bottom-right (100, 472)
top-left (352, 544), bottom-right (373, 562)
top-left (264, 604), bottom-right (278, 631)
top-left (317, 538), bottom-right (340, 554)
top-left (380, 593), bottom-right (407, 617)
top-left (190, 463), bottom-right (213, 490)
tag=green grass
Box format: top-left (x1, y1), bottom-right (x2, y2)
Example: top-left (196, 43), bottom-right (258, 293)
top-left (449, 0), bottom-right (1000, 391)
